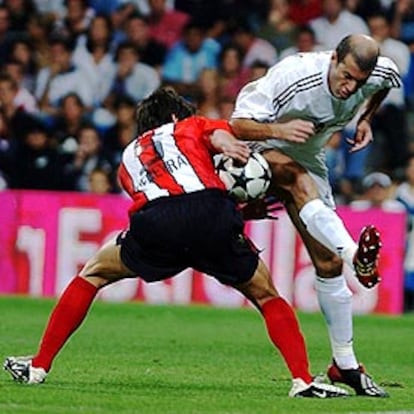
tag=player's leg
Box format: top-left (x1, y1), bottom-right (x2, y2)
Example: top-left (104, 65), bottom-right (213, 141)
top-left (234, 259), bottom-right (348, 398)
top-left (263, 149), bottom-right (359, 264)
top-left (4, 236), bottom-right (136, 384)
top-left (283, 201), bottom-right (387, 397)
top-left (263, 149), bottom-right (381, 288)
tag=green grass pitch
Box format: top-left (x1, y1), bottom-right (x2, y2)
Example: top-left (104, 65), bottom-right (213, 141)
top-left (0, 296), bottom-right (413, 414)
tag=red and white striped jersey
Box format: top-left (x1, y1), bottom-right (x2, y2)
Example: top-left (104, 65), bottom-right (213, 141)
top-left (118, 116), bottom-right (230, 214)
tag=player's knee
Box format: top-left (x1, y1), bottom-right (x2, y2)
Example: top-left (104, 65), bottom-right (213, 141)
top-left (79, 257), bottom-right (105, 278)
top-left (314, 254), bottom-right (343, 277)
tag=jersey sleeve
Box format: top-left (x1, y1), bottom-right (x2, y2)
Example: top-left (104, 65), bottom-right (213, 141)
top-left (369, 56), bottom-right (402, 91)
top-left (231, 78), bottom-right (278, 122)
top-left (197, 117), bottom-right (233, 153)
top-left (232, 56), bottom-right (304, 122)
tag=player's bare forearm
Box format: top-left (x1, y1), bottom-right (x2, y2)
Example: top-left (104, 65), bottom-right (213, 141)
top-left (348, 89), bottom-right (390, 153)
top-left (210, 129), bottom-right (251, 163)
top-left (230, 118), bottom-right (314, 143)
top-left (230, 118), bottom-right (276, 141)
top-left (358, 89), bottom-right (390, 123)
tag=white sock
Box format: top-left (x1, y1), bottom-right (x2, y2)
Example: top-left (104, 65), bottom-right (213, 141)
top-left (299, 199), bottom-right (357, 267)
top-left (315, 276), bottom-right (359, 369)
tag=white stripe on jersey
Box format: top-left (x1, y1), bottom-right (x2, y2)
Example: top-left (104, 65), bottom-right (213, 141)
top-left (122, 139), bottom-right (169, 201)
top-left (153, 123), bottom-right (205, 192)
top-left (121, 122), bottom-right (207, 201)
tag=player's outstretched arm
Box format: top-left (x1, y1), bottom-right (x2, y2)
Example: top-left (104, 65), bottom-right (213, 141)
top-left (230, 118), bottom-right (314, 143)
top-left (210, 129), bottom-right (251, 164)
top-left (347, 88), bottom-right (390, 153)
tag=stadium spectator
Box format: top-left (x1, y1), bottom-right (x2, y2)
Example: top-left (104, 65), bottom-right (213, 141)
top-left (231, 20), bottom-right (277, 68)
top-left (146, 0), bottom-right (190, 49)
top-left (52, 0), bottom-right (95, 43)
top-left (26, 13), bottom-right (54, 69)
top-left (309, 0), bottom-right (369, 49)
top-left (395, 154), bottom-right (414, 311)
top-left (34, 36), bottom-right (94, 117)
top-left (4, 0), bottom-right (37, 34)
top-left (105, 40), bottom-right (160, 110)
top-left (0, 6), bottom-right (19, 64)
top-left (279, 25), bottom-right (325, 60)
top-left (72, 14), bottom-right (116, 108)
top-left (103, 95), bottom-right (137, 166)
top-left (8, 122), bottom-right (65, 190)
top-left (3, 87), bottom-right (349, 399)
top-left (367, 12), bottom-right (411, 176)
top-left (8, 37), bottom-right (38, 93)
top-left (230, 34), bottom-right (397, 397)
top-left (390, 0), bottom-right (414, 46)
top-left (350, 171), bottom-right (404, 211)
top-left (52, 93), bottom-right (88, 154)
top-left (162, 21), bottom-right (220, 97)
top-left (124, 13), bottom-right (167, 71)
top-left (195, 68), bottom-right (220, 119)
top-left (62, 124), bottom-right (114, 192)
top-left (87, 167), bottom-right (113, 194)
top-left (257, 0), bottom-right (299, 54)
top-left (0, 72), bottom-right (39, 146)
top-left (216, 43), bottom-right (250, 101)
top-left (3, 60), bottom-right (38, 113)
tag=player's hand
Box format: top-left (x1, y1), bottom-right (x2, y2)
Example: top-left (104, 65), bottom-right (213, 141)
top-left (221, 140), bottom-right (251, 164)
top-left (211, 130), bottom-right (251, 164)
top-left (346, 119), bottom-right (373, 153)
top-left (239, 196), bottom-right (284, 221)
top-left (274, 119), bottom-right (315, 143)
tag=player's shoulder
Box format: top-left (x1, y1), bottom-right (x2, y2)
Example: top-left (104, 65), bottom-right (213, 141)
top-left (376, 55), bottom-right (400, 72)
top-left (273, 51), bottom-right (330, 81)
top-left (369, 56), bottom-right (401, 88)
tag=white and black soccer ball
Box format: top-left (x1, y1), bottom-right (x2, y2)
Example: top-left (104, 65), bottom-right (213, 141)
top-left (215, 152), bottom-right (272, 202)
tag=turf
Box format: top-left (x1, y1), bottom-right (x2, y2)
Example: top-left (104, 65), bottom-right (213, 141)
top-left (0, 296), bottom-right (413, 414)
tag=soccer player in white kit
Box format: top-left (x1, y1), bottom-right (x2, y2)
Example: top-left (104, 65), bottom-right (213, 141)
top-left (231, 34), bottom-right (399, 397)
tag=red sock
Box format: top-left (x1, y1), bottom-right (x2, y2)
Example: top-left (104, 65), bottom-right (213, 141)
top-left (32, 276), bottom-right (98, 372)
top-left (261, 297), bottom-right (313, 383)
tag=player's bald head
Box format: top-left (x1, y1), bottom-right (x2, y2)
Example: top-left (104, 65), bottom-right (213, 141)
top-left (335, 34), bottom-right (379, 73)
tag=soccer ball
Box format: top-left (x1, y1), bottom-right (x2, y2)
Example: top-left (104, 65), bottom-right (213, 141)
top-left (215, 152), bottom-right (272, 202)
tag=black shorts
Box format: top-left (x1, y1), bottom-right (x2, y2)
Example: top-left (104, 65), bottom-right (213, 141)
top-left (117, 189), bottom-right (259, 285)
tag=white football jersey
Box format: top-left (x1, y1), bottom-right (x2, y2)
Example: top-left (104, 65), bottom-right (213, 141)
top-left (232, 51), bottom-right (401, 178)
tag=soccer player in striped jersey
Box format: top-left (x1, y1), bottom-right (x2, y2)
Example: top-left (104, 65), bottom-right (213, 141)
top-left (4, 87), bottom-right (348, 398)
top-left (231, 34), bottom-right (397, 397)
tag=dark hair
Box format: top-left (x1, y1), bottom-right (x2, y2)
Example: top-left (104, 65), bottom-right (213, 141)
top-left (114, 95), bottom-right (136, 109)
top-left (297, 25), bottom-right (316, 39)
top-left (335, 35), bottom-right (379, 73)
top-left (114, 40), bottom-right (138, 62)
top-left (219, 43), bottom-right (244, 67)
top-left (48, 35), bottom-right (75, 52)
top-left (0, 72), bottom-right (18, 90)
top-left (86, 14), bottom-right (112, 54)
top-left (135, 87), bottom-right (196, 135)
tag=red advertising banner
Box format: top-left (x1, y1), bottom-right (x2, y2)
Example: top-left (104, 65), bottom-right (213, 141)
top-left (0, 190), bottom-right (406, 314)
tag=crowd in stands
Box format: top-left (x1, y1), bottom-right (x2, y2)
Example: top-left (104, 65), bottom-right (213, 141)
top-left (0, 0), bottom-right (414, 308)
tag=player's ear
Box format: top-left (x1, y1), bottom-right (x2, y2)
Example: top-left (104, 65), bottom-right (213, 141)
top-left (331, 51), bottom-right (338, 65)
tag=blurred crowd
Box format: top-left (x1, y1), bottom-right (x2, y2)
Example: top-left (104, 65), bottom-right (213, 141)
top-left (0, 0), bottom-right (413, 308)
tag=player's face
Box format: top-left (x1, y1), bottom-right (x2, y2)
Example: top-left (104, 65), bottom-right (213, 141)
top-left (329, 52), bottom-right (371, 99)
